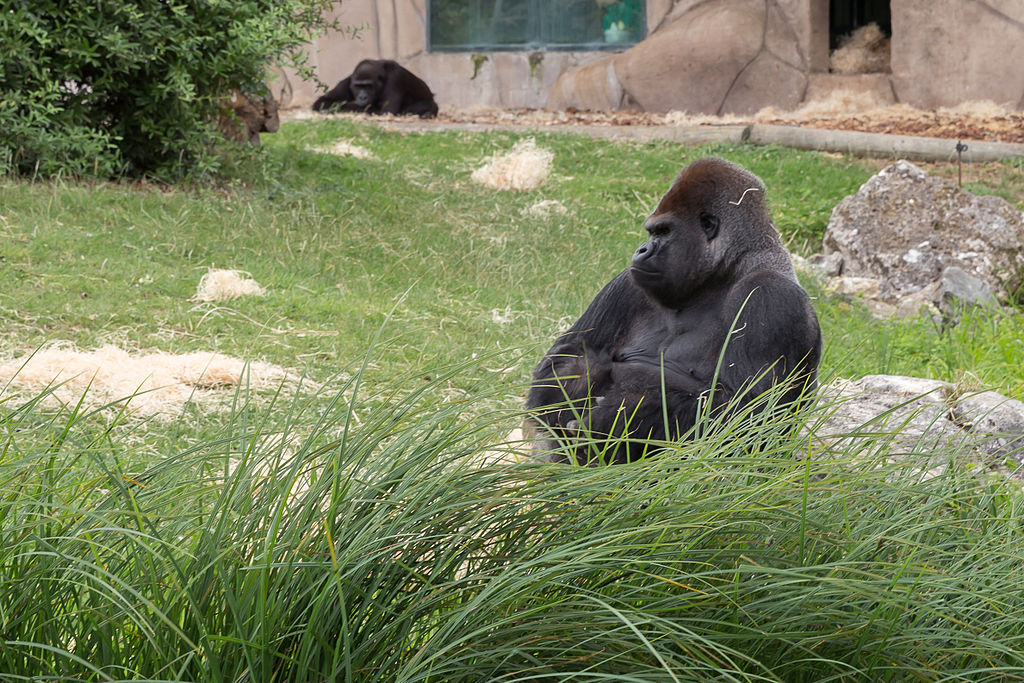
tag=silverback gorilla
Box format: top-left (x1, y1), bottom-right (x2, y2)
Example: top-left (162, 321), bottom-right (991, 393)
top-left (526, 158), bottom-right (822, 464)
top-left (312, 59), bottom-right (438, 118)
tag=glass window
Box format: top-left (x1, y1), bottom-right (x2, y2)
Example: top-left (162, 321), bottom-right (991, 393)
top-left (429, 0), bottom-right (645, 51)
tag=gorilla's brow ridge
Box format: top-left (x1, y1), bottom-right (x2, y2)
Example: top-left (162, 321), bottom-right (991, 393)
top-left (729, 187), bottom-right (761, 206)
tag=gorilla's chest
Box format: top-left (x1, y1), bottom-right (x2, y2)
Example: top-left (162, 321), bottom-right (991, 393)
top-left (615, 307), bottom-right (724, 377)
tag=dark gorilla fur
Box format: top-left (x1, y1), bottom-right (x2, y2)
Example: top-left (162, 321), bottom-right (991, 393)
top-left (526, 157), bottom-right (822, 464)
top-left (312, 59), bottom-right (438, 118)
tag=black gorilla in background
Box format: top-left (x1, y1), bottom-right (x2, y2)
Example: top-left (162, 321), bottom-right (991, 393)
top-left (312, 59), bottom-right (438, 118)
top-left (526, 158), bottom-right (822, 464)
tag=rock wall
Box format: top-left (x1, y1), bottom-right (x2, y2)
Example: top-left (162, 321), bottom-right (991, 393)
top-left (891, 0), bottom-right (1024, 110)
top-left (553, 0), bottom-right (810, 114)
top-left (283, 0), bottom-right (675, 110)
top-left (283, 0), bottom-right (814, 112)
top-left (282, 0), bottom-right (1024, 114)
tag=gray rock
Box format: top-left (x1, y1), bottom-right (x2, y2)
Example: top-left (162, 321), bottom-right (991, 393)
top-left (812, 375), bottom-right (963, 459)
top-left (951, 391), bottom-right (1024, 464)
top-left (792, 254), bottom-right (831, 283)
top-left (938, 266), bottom-right (997, 319)
top-left (811, 374), bottom-right (1024, 475)
top-left (823, 161), bottom-right (1024, 307)
top-left (827, 276), bottom-right (883, 299)
top-left (895, 287), bottom-right (939, 320)
top-left (817, 252), bottom-right (844, 278)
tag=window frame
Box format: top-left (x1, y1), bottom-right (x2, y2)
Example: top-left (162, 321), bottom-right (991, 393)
top-left (426, 0), bottom-right (647, 53)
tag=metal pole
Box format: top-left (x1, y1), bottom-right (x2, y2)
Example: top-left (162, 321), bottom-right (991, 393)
top-left (956, 141), bottom-right (968, 187)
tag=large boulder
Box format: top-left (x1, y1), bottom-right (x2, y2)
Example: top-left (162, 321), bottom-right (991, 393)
top-left (546, 54), bottom-right (625, 111)
top-left (548, 0), bottom-right (806, 114)
top-left (952, 390), bottom-right (1024, 462)
top-left (813, 375), bottom-right (964, 455)
top-left (823, 161), bottom-right (1024, 309)
top-left (812, 374), bottom-right (1024, 472)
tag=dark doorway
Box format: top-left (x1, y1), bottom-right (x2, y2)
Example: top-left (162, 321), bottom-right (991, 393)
top-left (830, 0), bottom-right (891, 49)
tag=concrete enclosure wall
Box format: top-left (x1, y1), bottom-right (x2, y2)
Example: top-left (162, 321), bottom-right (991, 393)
top-left (891, 0), bottom-right (1024, 110)
top-left (279, 0), bottom-right (1024, 113)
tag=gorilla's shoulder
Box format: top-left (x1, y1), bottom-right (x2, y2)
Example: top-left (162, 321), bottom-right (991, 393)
top-left (724, 269), bottom-right (819, 337)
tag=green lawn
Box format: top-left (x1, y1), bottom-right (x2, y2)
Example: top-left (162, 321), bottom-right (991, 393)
top-left (4, 120), bottom-right (1023, 395)
top-left (2, 120), bottom-right (1024, 680)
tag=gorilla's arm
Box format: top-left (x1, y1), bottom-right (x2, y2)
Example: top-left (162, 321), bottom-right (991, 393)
top-left (529, 270), bottom-right (647, 395)
top-left (572, 360), bottom-right (703, 448)
top-left (378, 63), bottom-right (406, 115)
top-left (312, 77), bottom-right (356, 112)
top-left (403, 96), bottom-right (439, 118)
top-left (526, 270), bottom-right (650, 441)
top-left (713, 271), bottom-right (821, 411)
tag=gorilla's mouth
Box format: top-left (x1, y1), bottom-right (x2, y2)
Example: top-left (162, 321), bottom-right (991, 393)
top-left (629, 265), bottom-right (658, 280)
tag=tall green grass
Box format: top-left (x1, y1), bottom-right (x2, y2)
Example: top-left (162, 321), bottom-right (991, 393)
top-left (3, 365), bottom-right (1024, 681)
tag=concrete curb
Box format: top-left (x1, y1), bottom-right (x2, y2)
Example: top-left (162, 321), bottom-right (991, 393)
top-left (373, 119), bottom-right (1024, 163)
top-left (747, 124), bottom-right (1024, 163)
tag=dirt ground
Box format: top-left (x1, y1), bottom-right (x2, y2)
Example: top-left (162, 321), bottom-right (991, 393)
top-left (426, 102), bottom-right (1024, 145)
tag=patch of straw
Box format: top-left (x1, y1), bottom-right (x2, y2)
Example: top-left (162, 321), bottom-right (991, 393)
top-left (193, 268), bottom-right (265, 302)
top-left (523, 199), bottom-right (568, 218)
top-left (664, 110), bottom-right (747, 126)
top-left (938, 100), bottom-right (1012, 117)
top-left (0, 344), bottom-right (294, 417)
top-left (309, 140), bottom-right (376, 159)
top-left (830, 22), bottom-right (890, 74)
top-left (471, 138), bottom-right (553, 191)
top-left (757, 88), bottom-right (893, 120)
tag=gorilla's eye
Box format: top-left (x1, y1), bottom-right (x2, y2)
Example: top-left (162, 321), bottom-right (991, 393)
top-left (646, 219), bottom-right (671, 237)
top-left (699, 212), bottom-right (720, 239)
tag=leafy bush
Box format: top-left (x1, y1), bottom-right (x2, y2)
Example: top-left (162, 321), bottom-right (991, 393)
top-left (0, 0), bottom-right (336, 180)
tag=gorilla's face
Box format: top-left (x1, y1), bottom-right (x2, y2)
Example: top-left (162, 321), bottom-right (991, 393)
top-left (351, 62), bottom-right (386, 108)
top-left (630, 158), bottom-right (768, 309)
top-left (630, 177), bottom-right (724, 308)
top-left (630, 211), bottom-right (719, 308)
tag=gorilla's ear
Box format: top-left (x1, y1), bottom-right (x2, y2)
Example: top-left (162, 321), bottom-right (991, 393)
top-left (699, 211), bottom-right (720, 240)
